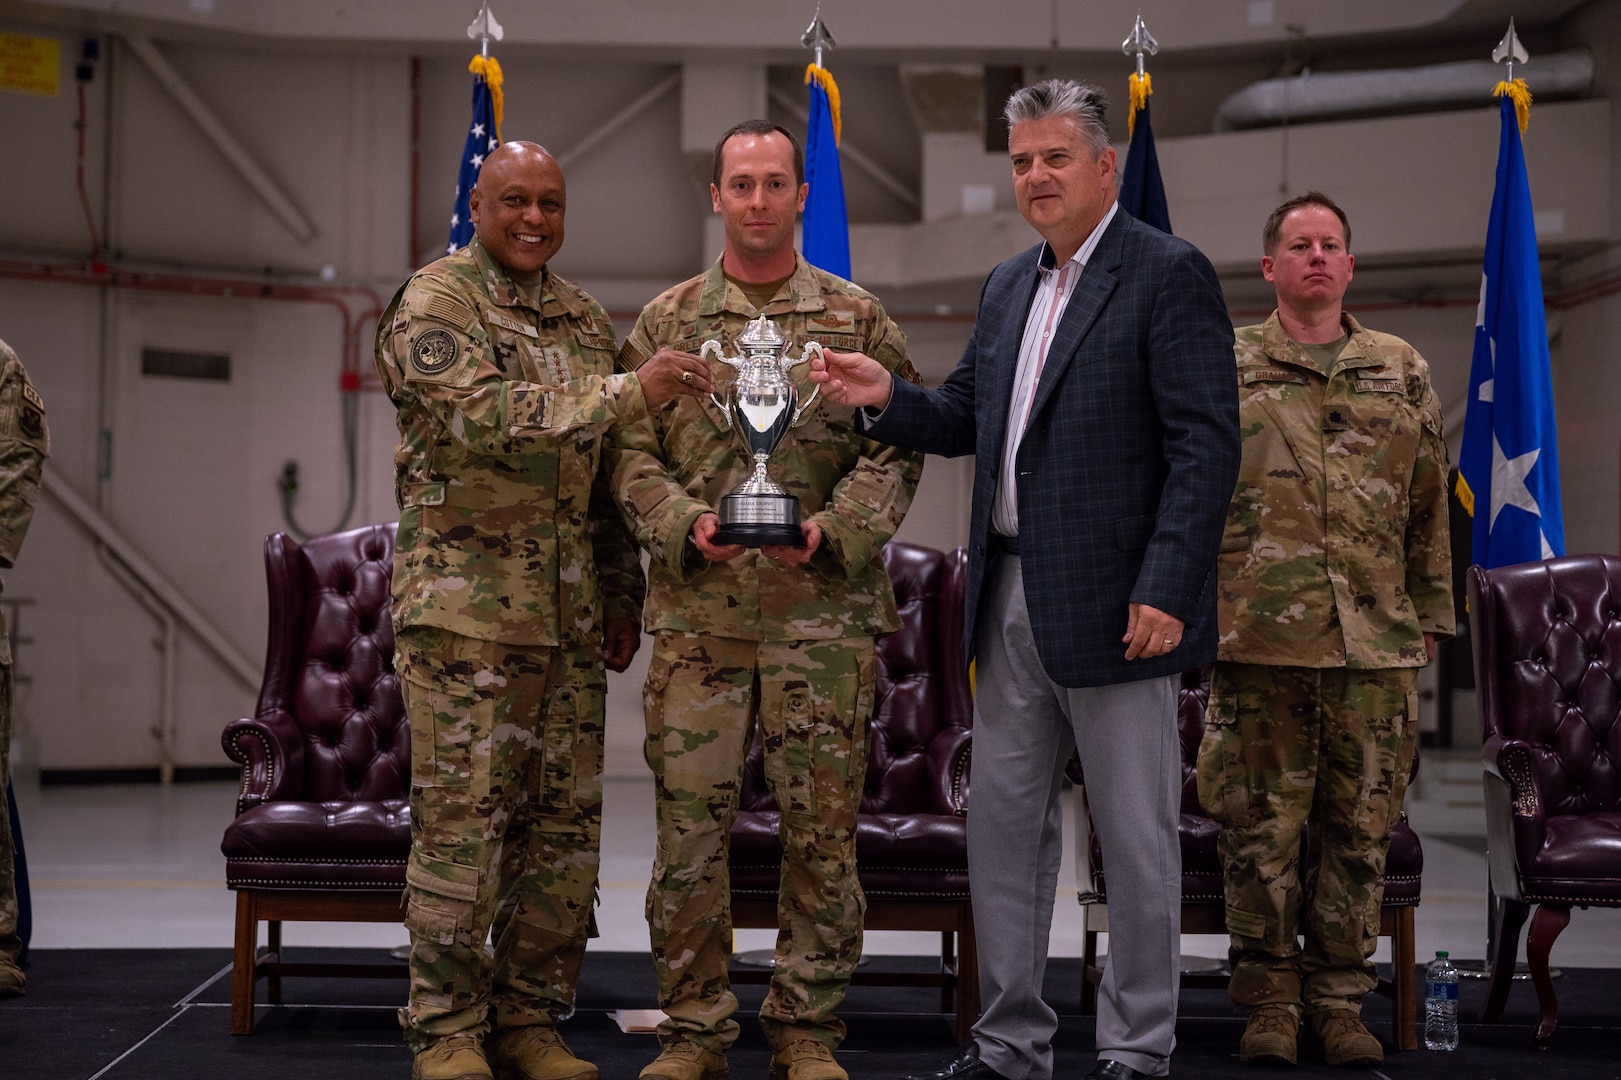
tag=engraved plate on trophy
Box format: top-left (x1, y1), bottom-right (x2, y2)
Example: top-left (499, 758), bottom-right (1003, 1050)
top-left (701, 315), bottom-right (823, 548)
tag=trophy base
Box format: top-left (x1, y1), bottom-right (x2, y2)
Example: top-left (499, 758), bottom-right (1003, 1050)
top-left (714, 493), bottom-right (805, 548)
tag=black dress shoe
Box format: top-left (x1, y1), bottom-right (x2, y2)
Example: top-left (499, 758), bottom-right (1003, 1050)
top-left (1082, 1061), bottom-right (1151, 1080)
top-left (899, 1046), bottom-right (1010, 1080)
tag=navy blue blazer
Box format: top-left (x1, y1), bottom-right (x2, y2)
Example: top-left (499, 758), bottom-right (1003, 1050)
top-left (866, 209), bottom-right (1240, 688)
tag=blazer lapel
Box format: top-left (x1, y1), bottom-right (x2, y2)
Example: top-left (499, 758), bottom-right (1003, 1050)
top-left (1026, 213), bottom-right (1127, 423)
top-left (985, 248), bottom-right (1044, 450)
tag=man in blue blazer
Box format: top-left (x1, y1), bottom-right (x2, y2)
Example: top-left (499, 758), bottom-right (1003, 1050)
top-left (811, 79), bottom-right (1239, 1080)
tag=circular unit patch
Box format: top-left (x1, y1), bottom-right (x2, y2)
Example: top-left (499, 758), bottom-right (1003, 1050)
top-left (411, 328), bottom-right (460, 375)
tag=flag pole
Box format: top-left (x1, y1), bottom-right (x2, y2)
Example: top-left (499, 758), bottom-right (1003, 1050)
top-left (799, 6), bottom-right (851, 280)
top-left (1118, 13), bottom-right (1172, 234)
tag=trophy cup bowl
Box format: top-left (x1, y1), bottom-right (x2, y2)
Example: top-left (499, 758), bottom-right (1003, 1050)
top-left (703, 315), bottom-right (822, 548)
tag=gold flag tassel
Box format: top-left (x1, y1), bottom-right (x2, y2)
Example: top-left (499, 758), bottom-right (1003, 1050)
top-left (804, 62), bottom-right (842, 144)
top-left (468, 54), bottom-right (505, 142)
top-left (1494, 76), bottom-right (1532, 134)
top-left (1127, 71), bottom-right (1152, 137)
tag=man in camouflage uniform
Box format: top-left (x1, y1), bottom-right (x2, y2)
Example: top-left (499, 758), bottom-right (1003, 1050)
top-left (606, 121), bottom-right (923, 1080)
top-left (1196, 192), bottom-right (1452, 1068)
top-left (0, 338), bottom-right (45, 1001)
top-left (376, 141), bottom-right (711, 1080)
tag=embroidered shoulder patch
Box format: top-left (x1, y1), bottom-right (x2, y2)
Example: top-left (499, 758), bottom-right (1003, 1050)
top-left (411, 328), bottom-right (460, 375)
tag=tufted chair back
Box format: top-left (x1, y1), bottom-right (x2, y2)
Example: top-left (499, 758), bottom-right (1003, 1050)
top-left (220, 524), bottom-right (411, 1034)
top-left (1469, 554), bottom-right (1621, 1046)
top-left (252, 525), bottom-right (406, 805)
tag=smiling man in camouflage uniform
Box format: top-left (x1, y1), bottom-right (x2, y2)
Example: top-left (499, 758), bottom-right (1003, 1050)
top-left (1196, 192), bottom-right (1452, 1068)
top-left (0, 337), bottom-right (46, 1001)
top-left (606, 121), bottom-right (923, 1080)
top-left (376, 141), bottom-right (711, 1080)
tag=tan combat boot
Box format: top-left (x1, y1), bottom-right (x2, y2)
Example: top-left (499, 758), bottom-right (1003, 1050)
top-left (488, 1025), bottom-right (599, 1080)
top-left (412, 1032), bottom-right (494, 1080)
top-left (1238, 1003), bottom-right (1300, 1065)
top-left (769, 1040), bottom-right (847, 1080)
top-left (0, 956), bottom-right (25, 998)
top-left (1304, 1009), bottom-right (1384, 1067)
top-left (640, 1040), bottom-right (728, 1080)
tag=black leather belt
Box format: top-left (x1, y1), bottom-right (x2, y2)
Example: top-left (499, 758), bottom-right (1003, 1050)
top-left (990, 532), bottom-right (1020, 557)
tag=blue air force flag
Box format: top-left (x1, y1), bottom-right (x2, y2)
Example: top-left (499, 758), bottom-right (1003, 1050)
top-left (1456, 92), bottom-right (1565, 568)
top-left (1120, 75), bottom-right (1171, 234)
top-left (802, 63), bottom-right (851, 280)
top-left (447, 56), bottom-right (503, 255)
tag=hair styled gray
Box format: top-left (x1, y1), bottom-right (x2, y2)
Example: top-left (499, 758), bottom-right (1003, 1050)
top-left (1002, 78), bottom-right (1112, 158)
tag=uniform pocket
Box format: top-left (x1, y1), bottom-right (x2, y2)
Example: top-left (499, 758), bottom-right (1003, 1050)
top-left (1195, 682), bottom-right (1253, 827)
top-left (404, 851), bottom-right (480, 945)
top-left (641, 637), bottom-right (673, 779)
top-left (397, 629), bottom-right (481, 789)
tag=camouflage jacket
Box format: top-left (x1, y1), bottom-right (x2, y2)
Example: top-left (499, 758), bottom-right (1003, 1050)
top-left (1217, 311), bottom-right (1452, 669)
top-left (0, 338), bottom-right (47, 665)
top-left (609, 255), bottom-right (923, 641)
top-left (375, 238), bottom-right (646, 647)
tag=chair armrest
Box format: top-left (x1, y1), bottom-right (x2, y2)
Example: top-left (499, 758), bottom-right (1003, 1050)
top-left (927, 727), bottom-right (972, 816)
top-left (1481, 734), bottom-right (1542, 903)
top-left (1482, 735), bottom-right (1543, 820)
top-left (222, 708), bottom-right (306, 814)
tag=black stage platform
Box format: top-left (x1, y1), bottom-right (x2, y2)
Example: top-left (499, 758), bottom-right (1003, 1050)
top-left (1, 949), bottom-right (1616, 1079)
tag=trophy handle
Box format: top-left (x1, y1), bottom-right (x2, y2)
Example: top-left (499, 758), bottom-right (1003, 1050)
top-left (790, 341), bottom-right (822, 425)
top-left (699, 338), bottom-right (733, 429)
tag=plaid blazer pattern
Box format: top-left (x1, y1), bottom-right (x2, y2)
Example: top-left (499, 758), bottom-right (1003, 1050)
top-left (869, 209), bottom-right (1240, 688)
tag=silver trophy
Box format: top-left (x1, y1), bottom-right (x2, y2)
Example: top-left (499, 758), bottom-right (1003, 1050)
top-left (702, 315), bottom-right (823, 548)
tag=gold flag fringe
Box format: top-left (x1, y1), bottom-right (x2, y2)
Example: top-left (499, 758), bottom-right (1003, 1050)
top-left (469, 54), bottom-right (505, 142)
top-left (1493, 77), bottom-right (1532, 134)
top-left (805, 63), bottom-right (842, 144)
top-left (1127, 71), bottom-right (1152, 137)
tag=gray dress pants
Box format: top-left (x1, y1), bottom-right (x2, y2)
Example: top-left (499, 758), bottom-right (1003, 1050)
top-left (969, 552), bottom-right (1182, 1079)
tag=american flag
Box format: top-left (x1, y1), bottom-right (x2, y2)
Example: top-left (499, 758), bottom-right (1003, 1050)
top-left (447, 68), bottom-right (500, 254)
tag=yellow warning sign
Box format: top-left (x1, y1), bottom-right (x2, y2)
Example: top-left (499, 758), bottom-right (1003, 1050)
top-left (0, 33), bottom-right (61, 97)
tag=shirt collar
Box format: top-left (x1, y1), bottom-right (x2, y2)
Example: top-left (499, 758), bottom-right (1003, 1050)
top-left (1037, 200), bottom-right (1119, 276)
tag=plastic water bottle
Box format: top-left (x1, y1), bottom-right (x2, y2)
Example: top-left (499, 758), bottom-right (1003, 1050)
top-left (1424, 950), bottom-right (1459, 1050)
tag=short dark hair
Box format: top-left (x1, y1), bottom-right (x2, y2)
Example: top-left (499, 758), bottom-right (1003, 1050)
top-left (711, 120), bottom-right (804, 188)
top-left (1263, 191), bottom-right (1352, 255)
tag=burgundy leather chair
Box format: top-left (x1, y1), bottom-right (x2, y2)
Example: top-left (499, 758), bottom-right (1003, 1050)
top-left (220, 524), bottom-right (409, 1034)
top-left (1076, 666), bottom-right (1422, 1051)
top-left (1468, 555), bottom-right (1621, 1048)
top-left (728, 541), bottom-right (977, 1042)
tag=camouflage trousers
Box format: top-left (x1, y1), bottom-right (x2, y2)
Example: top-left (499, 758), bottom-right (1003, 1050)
top-left (395, 626), bottom-right (606, 1052)
top-left (1198, 663), bottom-right (1417, 1012)
top-left (0, 664), bottom-right (16, 965)
top-left (643, 632), bottom-right (874, 1053)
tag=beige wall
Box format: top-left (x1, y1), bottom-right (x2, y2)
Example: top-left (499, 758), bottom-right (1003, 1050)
top-left (0, 6), bottom-right (1615, 774)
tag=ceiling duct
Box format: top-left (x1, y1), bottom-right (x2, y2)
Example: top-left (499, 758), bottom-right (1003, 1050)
top-left (1213, 50), bottom-right (1593, 131)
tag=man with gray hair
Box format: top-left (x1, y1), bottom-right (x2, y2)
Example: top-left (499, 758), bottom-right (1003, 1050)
top-left (811, 79), bottom-right (1239, 1080)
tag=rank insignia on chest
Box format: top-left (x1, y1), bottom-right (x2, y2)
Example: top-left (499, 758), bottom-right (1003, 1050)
top-left (538, 345), bottom-right (571, 384)
top-left (410, 328), bottom-right (460, 375)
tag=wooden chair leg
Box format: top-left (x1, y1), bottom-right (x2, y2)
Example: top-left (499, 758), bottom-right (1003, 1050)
top-left (954, 907), bottom-right (979, 1046)
top-left (940, 930), bottom-right (954, 1013)
top-left (1390, 906), bottom-right (1417, 1051)
top-left (1481, 895), bottom-right (1530, 1023)
top-left (231, 891), bottom-right (259, 1035)
top-left (267, 919), bottom-right (283, 1005)
top-left (1526, 904), bottom-right (1571, 1049)
top-left (1080, 915), bottom-right (1100, 1016)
